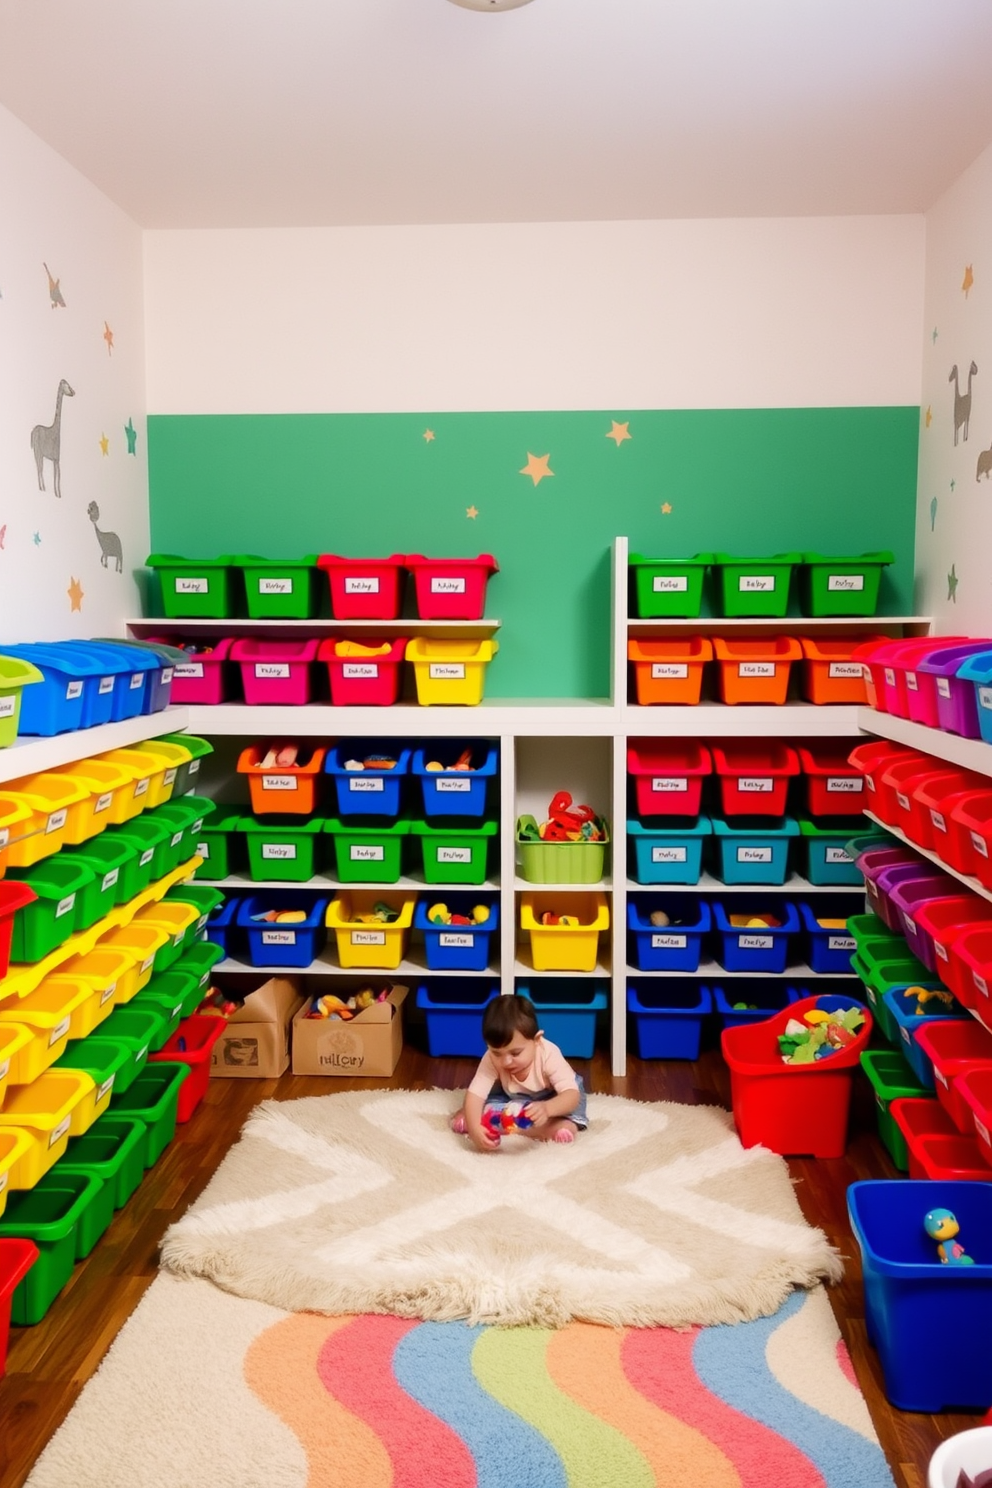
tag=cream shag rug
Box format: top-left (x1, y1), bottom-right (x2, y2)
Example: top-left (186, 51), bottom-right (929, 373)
top-left (160, 1089), bottom-right (842, 1328)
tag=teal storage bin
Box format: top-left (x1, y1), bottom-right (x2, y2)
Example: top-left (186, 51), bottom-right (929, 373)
top-left (711, 816), bottom-right (799, 885)
top-left (627, 817), bottom-right (711, 885)
top-left (518, 982), bottom-right (608, 1059)
top-left (798, 818), bottom-right (866, 886)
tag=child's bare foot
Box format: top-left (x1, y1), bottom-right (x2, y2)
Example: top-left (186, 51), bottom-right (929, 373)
top-left (450, 1112), bottom-right (467, 1134)
top-left (526, 1117), bottom-right (579, 1143)
top-left (552, 1126), bottom-right (576, 1143)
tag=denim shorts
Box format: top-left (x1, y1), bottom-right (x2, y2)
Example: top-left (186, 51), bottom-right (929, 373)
top-left (483, 1073), bottom-right (588, 1130)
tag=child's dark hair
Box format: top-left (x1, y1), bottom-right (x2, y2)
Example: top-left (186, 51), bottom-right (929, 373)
top-left (483, 993), bottom-right (539, 1047)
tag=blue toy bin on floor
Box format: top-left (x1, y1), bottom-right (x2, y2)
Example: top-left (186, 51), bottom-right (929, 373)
top-left (325, 742), bottom-right (411, 818)
top-left (411, 742), bottom-right (497, 818)
top-left (0, 644), bottom-right (114, 734)
top-left (712, 899), bottom-right (799, 973)
top-left (518, 981), bottom-right (607, 1059)
top-left (415, 982), bottom-right (500, 1056)
top-left (627, 895), bottom-right (710, 971)
top-left (799, 899), bottom-right (860, 974)
top-left (627, 982), bottom-right (712, 1059)
top-left (236, 892), bottom-right (329, 968)
top-left (847, 1179), bottom-right (992, 1411)
top-left (711, 816), bottom-right (799, 886)
top-left (626, 817), bottom-right (711, 885)
top-left (882, 991), bottom-right (968, 1090)
top-left (711, 982), bottom-right (803, 1029)
top-left (414, 896), bottom-right (499, 971)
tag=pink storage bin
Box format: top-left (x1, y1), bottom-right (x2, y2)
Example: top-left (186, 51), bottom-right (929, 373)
top-left (317, 555), bottom-right (406, 619)
top-left (318, 637), bottom-right (407, 706)
top-left (902, 635), bottom-right (970, 727)
top-left (627, 741), bottom-right (712, 816)
top-left (229, 638), bottom-right (320, 705)
top-left (405, 555), bottom-right (499, 620)
top-left (859, 638), bottom-right (964, 720)
top-left (149, 636), bottom-right (235, 705)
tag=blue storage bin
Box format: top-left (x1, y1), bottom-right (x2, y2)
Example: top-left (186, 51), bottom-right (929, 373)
top-left (55, 640), bottom-right (148, 722)
top-left (411, 742), bottom-right (497, 818)
top-left (883, 990), bottom-right (969, 1089)
top-left (956, 649), bottom-right (992, 746)
top-left (712, 899), bottom-right (799, 973)
top-left (325, 742), bottom-right (412, 818)
top-left (799, 899), bottom-right (861, 974)
top-left (0, 644), bottom-right (92, 735)
top-left (847, 1179), bottom-right (992, 1411)
top-left (93, 640), bottom-right (173, 715)
top-left (711, 982), bottom-right (803, 1028)
top-left (236, 892), bottom-right (329, 968)
top-left (627, 895), bottom-right (710, 971)
top-left (627, 817), bottom-right (710, 885)
top-left (518, 981), bottom-right (607, 1059)
top-left (627, 982), bottom-right (712, 1059)
top-left (797, 818), bottom-right (866, 886)
top-left (414, 897), bottom-right (499, 971)
top-left (205, 896), bottom-right (241, 956)
top-left (711, 816), bottom-right (799, 885)
top-left (415, 982), bottom-right (500, 1056)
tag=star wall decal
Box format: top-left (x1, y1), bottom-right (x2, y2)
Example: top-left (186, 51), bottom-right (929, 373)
top-left (67, 576), bottom-right (84, 611)
top-left (963, 265), bottom-right (974, 298)
top-left (520, 452), bottom-right (553, 486)
top-left (661, 502), bottom-right (673, 514)
top-left (925, 406), bottom-right (932, 428)
top-left (99, 433), bottom-right (109, 456)
top-left (103, 321), bottom-right (114, 355)
top-left (606, 420), bottom-right (631, 446)
top-left (948, 564), bottom-right (959, 603)
top-left (466, 505), bottom-right (478, 520)
top-left (124, 418), bottom-right (137, 455)
top-left (423, 429), bottom-right (435, 442)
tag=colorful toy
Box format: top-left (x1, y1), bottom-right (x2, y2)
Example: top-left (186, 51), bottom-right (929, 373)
top-left (198, 987), bottom-right (240, 1016)
top-left (249, 908), bottom-right (308, 924)
top-left (424, 748), bottom-right (475, 773)
top-left (426, 902), bottom-right (490, 926)
top-left (260, 744), bottom-right (299, 768)
top-left (777, 1005), bottom-right (865, 1064)
top-left (903, 984), bottom-right (957, 1017)
top-left (481, 1101), bottom-right (534, 1137)
top-left (353, 899), bottom-right (400, 925)
top-left (728, 912), bottom-right (782, 929)
top-left (539, 910), bottom-right (578, 926)
top-left (517, 790), bottom-right (606, 845)
top-left (344, 754), bottom-right (398, 771)
top-left (924, 1208), bottom-right (975, 1265)
top-left (304, 985), bottom-right (392, 1020)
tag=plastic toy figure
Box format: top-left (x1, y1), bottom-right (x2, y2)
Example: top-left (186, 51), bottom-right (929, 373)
top-left (924, 1208), bottom-right (975, 1265)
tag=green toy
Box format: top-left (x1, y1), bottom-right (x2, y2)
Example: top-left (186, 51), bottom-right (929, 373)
top-left (777, 1006), bottom-right (865, 1065)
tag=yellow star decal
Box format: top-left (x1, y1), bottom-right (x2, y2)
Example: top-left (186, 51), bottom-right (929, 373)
top-left (423, 429), bottom-right (435, 442)
top-left (67, 576), bottom-right (84, 612)
top-left (661, 502), bottom-right (673, 514)
top-left (606, 420), bottom-right (631, 446)
top-left (99, 433), bottom-right (110, 456)
top-left (520, 452), bottom-right (554, 486)
top-left (925, 406), bottom-right (932, 429)
top-left (963, 265), bottom-right (974, 298)
top-left (103, 320), bottom-right (114, 355)
top-left (466, 505), bottom-right (479, 520)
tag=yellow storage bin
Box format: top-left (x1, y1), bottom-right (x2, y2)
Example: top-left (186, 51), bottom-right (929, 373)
top-left (54, 946), bottom-right (140, 1011)
top-left (97, 747), bottom-right (168, 821)
top-left (520, 892), bottom-right (610, 972)
top-left (0, 980), bottom-right (96, 1082)
top-left (0, 1128), bottom-right (33, 1214)
top-left (0, 773), bottom-right (90, 867)
top-left (326, 890), bottom-right (415, 969)
top-left (0, 1025), bottom-right (34, 1108)
top-left (96, 923), bottom-right (169, 993)
top-left (131, 739), bottom-right (191, 808)
top-left (43, 972), bottom-right (116, 1041)
top-left (405, 638), bottom-right (498, 706)
top-left (49, 757), bottom-right (135, 834)
top-left (0, 1070), bottom-right (92, 1186)
top-left (0, 794), bottom-right (34, 880)
top-left (64, 1069), bottom-right (115, 1137)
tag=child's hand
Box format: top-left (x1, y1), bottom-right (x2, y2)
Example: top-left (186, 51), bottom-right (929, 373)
top-left (522, 1102), bottom-right (549, 1127)
top-left (470, 1122), bottom-right (501, 1152)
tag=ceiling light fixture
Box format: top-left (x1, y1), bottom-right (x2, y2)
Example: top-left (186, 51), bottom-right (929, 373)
top-left (447, 0), bottom-right (536, 11)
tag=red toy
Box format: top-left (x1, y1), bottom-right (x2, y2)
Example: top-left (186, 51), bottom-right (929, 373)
top-left (481, 1102), bottom-right (534, 1136)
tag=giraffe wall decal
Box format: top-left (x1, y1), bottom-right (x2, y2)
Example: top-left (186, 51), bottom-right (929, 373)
top-left (30, 378), bottom-right (75, 498)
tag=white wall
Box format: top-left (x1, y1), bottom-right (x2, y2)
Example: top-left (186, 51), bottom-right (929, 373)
top-left (0, 102), bottom-right (148, 643)
top-left (916, 139), bottom-right (992, 635)
top-left (144, 216), bottom-right (925, 414)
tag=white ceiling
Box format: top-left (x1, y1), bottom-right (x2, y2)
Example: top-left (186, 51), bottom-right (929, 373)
top-left (2, 0), bottom-right (992, 229)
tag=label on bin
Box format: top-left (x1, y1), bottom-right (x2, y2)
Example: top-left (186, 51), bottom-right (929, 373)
top-left (429, 663), bottom-right (467, 680)
top-left (900, 1026), bottom-right (911, 1044)
top-left (261, 774), bottom-right (297, 790)
top-left (935, 940), bottom-right (949, 961)
top-left (99, 676), bottom-right (114, 693)
top-left (176, 577), bottom-right (209, 593)
top-left (652, 575), bottom-right (688, 592)
top-left (431, 577), bottom-right (466, 594)
top-left (738, 934), bottom-right (773, 949)
top-left (896, 791), bottom-right (910, 810)
top-left (436, 778), bottom-right (471, 793)
top-left (261, 928), bottom-right (297, 945)
top-left (55, 893), bottom-right (76, 918)
top-left (825, 846), bottom-right (853, 863)
top-left (0, 1172), bottom-right (6, 1196)
top-left (737, 846), bottom-right (773, 863)
top-left (826, 776), bottom-right (862, 793)
top-left (652, 846), bottom-right (687, 863)
top-left (343, 663), bottom-right (378, 678)
top-left (161, 669), bottom-right (174, 685)
top-left (0, 697), bottom-right (15, 718)
top-left (828, 662), bottom-right (863, 679)
top-left (163, 769), bottom-right (177, 786)
top-left (975, 972), bottom-right (989, 996)
top-left (651, 932), bottom-right (687, 948)
top-left (351, 929), bottom-right (386, 945)
top-left (0, 829), bottom-right (7, 849)
top-left (827, 935), bottom-right (856, 951)
top-left (651, 777), bottom-right (687, 793)
top-left (170, 831), bottom-right (183, 847)
top-left (97, 1075), bottom-right (115, 1103)
top-left (440, 932), bottom-right (475, 948)
top-left (175, 662), bottom-right (205, 678)
top-left (49, 1016), bottom-right (72, 1047)
top-left (827, 574), bottom-right (864, 591)
top-left (438, 846), bottom-right (472, 864)
top-left (903, 913), bottom-right (916, 934)
top-left (884, 667), bottom-right (896, 687)
top-left (348, 777), bottom-right (384, 793)
top-left (134, 777), bottom-right (150, 797)
top-left (935, 1067), bottom-right (948, 1088)
top-left (191, 819), bottom-right (204, 836)
top-left (130, 673), bottom-right (144, 690)
top-left (101, 981), bottom-right (117, 1004)
top-left (980, 687), bottom-right (992, 711)
top-left (189, 759), bottom-right (201, 776)
top-left (930, 810), bottom-right (947, 833)
top-left (140, 850), bottom-right (154, 867)
top-left (95, 792), bottom-right (113, 814)
top-left (136, 1045), bottom-right (149, 1064)
top-left (259, 577), bottom-right (293, 594)
top-left (0, 1059), bottom-right (8, 1081)
top-left (651, 663), bottom-right (689, 679)
top-left (255, 663), bottom-right (291, 680)
top-left (141, 953), bottom-right (155, 971)
top-left (197, 842), bottom-right (210, 858)
top-left (738, 662), bottom-right (776, 677)
top-left (48, 1115), bottom-right (72, 1147)
top-left (66, 680), bottom-right (83, 700)
top-left (738, 575), bottom-right (775, 591)
top-left (262, 843), bottom-right (297, 860)
top-left (344, 576), bottom-right (380, 594)
top-left (46, 809), bottom-right (68, 834)
top-left (937, 677), bottom-right (952, 698)
top-left (907, 672), bottom-right (918, 691)
top-left (737, 777), bottom-right (773, 793)
top-left (350, 845), bottom-right (384, 861)
top-left (971, 832), bottom-right (989, 858)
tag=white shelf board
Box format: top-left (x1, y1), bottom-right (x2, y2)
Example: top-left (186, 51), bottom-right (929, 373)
top-left (622, 703), bottom-right (863, 737)
top-left (858, 707), bottom-right (992, 778)
top-left (863, 809), bottom-right (992, 906)
top-left (624, 960), bottom-right (858, 979)
top-left (515, 878), bottom-right (613, 891)
top-left (513, 952), bottom-right (611, 978)
top-left (199, 872), bottom-right (500, 892)
top-left (0, 707), bottom-right (191, 785)
top-left (186, 700), bottom-right (616, 736)
top-left (214, 948), bottom-right (497, 977)
top-left (625, 873), bottom-right (863, 894)
top-left (128, 616), bottom-right (501, 640)
top-left (627, 615), bottom-right (931, 632)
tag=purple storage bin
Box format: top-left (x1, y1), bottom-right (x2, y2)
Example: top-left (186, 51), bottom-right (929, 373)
top-left (917, 642), bottom-right (992, 739)
top-left (150, 636), bottom-right (236, 705)
top-left (229, 638), bottom-right (321, 705)
top-left (859, 847), bottom-right (919, 923)
top-left (886, 872), bottom-right (960, 966)
top-left (871, 857), bottom-right (930, 930)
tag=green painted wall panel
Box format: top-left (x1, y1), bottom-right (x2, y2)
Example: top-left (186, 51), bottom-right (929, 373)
top-left (147, 407), bottom-right (918, 697)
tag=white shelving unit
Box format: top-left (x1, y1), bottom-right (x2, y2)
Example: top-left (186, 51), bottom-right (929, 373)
top-left (863, 809), bottom-right (992, 906)
top-left (0, 707), bottom-right (190, 786)
top-left (622, 960), bottom-right (857, 980)
top-left (857, 707), bottom-right (992, 776)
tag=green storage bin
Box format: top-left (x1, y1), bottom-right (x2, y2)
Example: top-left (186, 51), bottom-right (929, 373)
top-left (191, 811), bottom-right (244, 881)
top-left (410, 819), bottom-right (498, 885)
top-left (109, 1062), bottom-right (189, 1168)
top-left (848, 912), bottom-right (901, 954)
top-left (59, 1115), bottom-right (146, 1210)
top-left (0, 654), bottom-right (42, 747)
top-left (711, 552), bottom-right (802, 617)
top-left (128, 989), bottom-right (183, 1051)
top-left (54, 1036), bottom-right (131, 1117)
top-left (628, 553), bottom-right (714, 619)
top-left (150, 796), bottom-right (215, 875)
top-left (851, 946), bottom-right (937, 1043)
top-left (98, 1007), bottom-right (161, 1085)
top-left (144, 968), bottom-right (203, 1022)
top-left (7, 857), bottom-right (96, 961)
top-left (860, 1050), bottom-right (931, 1171)
top-left (156, 733), bottom-right (214, 796)
top-left (62, 834), bottom-right (142, 911)
top-left (173, 939), bottom-right (224, 996)
top-left (326, 817), bottom-right (410, 883)
top-left (241, 815), bottom-right (327, 882)
top-left (146, 554), bottom-right (238, 619)
top-left (797, 818), bottom-right (866, 886)
top-left (105, 816), bottom-right (172, 892)
top-left (163, 883), bottom-right (225, 933)
top-left (800, 551), bottom-right (893, 617)
top-left (37, 1164), bottom-right (115, 1260)
top-left (0, 1171), bottom-right (103, 1323)
top-left (515, 817), bottom-right (609, 884)
top-left (232, 555), bottom-right (321, 619)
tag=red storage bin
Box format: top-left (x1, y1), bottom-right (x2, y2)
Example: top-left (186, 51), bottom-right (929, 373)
top-left (229, 638), bottom-right (320, 706)
top-left (914, 1019), bottom-right (992, 1134)
top-left (955, 1067), bottom-right (992, 1166)
top-left (890, 1096), bottom-right (957, 1178)
top-left (916, 1133), bottom-right (992, 1181)
top-left (626, 741), bottom-right (712, 816)
top-left (149, 1015), bottom-right (227, 1122)
top-left (847, 741), bottom-right (926, 827)
top-left (894, 767), bottom-right (976, 853)
top-left (710, 742), bottom-right (799, 817)
top-left (850, 637), bottom-right (893, 712)
top-left (950, 793), bottom-right (992, 892)
top-left (914, 773), bottom-right (989, 873)
top-left (318, 638), bottom-right (407, 706)
top-left (913, 894), bottom-right (992, 984)
top-left (945, 924), bottom-right (992, 1015)
top-left (795, 744), bottom-right (866, 817)
top-left (0, 1239), bottom-right (38, 1379)
top-left (317, 555), bottom-right (406, 620)
top-left (0, 881), bottom-right (37, 979)
top-left (877, 756), bottom-right (943, 841)
top-left (148, 636), bottom-right (236, 705)
top-left (404, 555), bottom-right (498, 620)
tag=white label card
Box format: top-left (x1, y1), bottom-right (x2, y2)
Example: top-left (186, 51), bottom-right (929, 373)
top-left (49, 1016), bottom-right (72, 1047)
top-left (438, 846), bottom-right (472, 863)
top-left (351, 929), bottom-right (386, 945)
top-left (261, 929), bottom-right (297, 945)
top-left (255, 663), bottom-right (291, 679)
top-left (431, 576), bottom-right (466, 593)
top-left (349, 777), bottom-right (384, 793)
top-left (46, 809), bottom-right (68, 834)
top-left (825, 846), bottom-right (853, 864)
top-left (66, 680), bottom-right (83, 700)
top-left (95, 792), bottom-right (113, 813)
top-left (55, 894), bottom-right (75, 918)
top-left (429, 663), bottom-right (466, 680)
top-left (436, 778), bottom-right (471, 793)
top-left (827, 936), bottom-right (856, 951)
top-left (262, 843), bottom-right (297, 860)
top-left (739, 934), bottom-right (773, 949)
top-left (176, 577), bottom-right (208, 593)
top-left (262, 774), bottom-right (297, 790)
top-left (259, 577), bottom-right (293, 594)
top-left (980, 687), bottom-right (992, 711)
top-left (97, 1076), bottom-right (115, 1102)
top-left (344, 576), bottom-right (379, 594)
top-left (342, 663), bottom-right (378, 679)
top-left (652, 777), bottom-right (687, 793)
top-left (739, 575), bottom-right (775, 591)
top-left (828, 663), bottom-right (863, 679)
top-left (99, 676), bottom-right (114, 694)
top-left (652, 575), bottom-right (688, 592)
top-left (350, 844), bottom-right (385, 861)
top-left (175, 662), bottom-right (204, 678)
top-left (738, 662), bottom-right (776, 677)
top-left (651, 846), bottom-right (687, 863)
top-left (827, 574), bottom-right (864, 591)
top-left (651, 933), bottom-right (687, 948)
top-left (439, 932), bottom-right (475, 948)
top-left (737, 846), bottom-right (773, 862)
top-left (826, 777), bottom-right (862, 793)
top-left (651, 663), bottom-right (688, 679)
top-left (738, 777), bottom-right (773, 793)
top-left (49, 1115), bottom-right (72, 1147)
top-left (937, 677), bottom-right (951, 698)
top-left (0, 697), bottom-right (15, 718)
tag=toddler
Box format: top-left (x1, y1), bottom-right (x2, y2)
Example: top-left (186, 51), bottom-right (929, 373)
top-left (451, 994), bottom-right (588, 1152)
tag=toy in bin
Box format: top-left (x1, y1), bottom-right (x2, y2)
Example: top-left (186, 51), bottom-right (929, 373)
top-left (924, 1207), bottom-right (974, 1266)
top-left (305, 986), bottom-right (392, 1020)
top-left (518, 791), bottom-right (607, 844)
top-left (481, 1102), bottom-right (533, 1137)
top-left (777, 1003), bottom-right (866, 1064)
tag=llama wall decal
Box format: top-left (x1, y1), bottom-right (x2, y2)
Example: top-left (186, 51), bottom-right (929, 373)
top-left (977, 440), bottom-right (992, 482)
top-left (87, 503), bottom-right (123, 573)
top-left (949, 361), bottom-right (978, 446)
top-left (30, 379), bottom-right (75, 498)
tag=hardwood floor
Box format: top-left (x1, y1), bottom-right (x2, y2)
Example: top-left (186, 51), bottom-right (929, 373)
top-left (0, 1036), bottom-right (984, 1488)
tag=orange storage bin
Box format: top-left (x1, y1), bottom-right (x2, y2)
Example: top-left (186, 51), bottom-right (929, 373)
top-left (799, 636), bottom-right (877, 705)
top-left (236, 744), bottom-right (327, 817)
top-left (712, 636), bottom-right (801, 705)
top-left (0, 795), bottom-right (35, 881)
top-left (626, 637), bottom-right (712, 705)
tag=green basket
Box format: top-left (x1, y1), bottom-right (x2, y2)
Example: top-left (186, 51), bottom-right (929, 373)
top-left (0, 654), bottom-right (42, 748)
top-left (173, 939), bottom-right (224, 996)
top-left (411, 820), bottom-right (498, 885)
top-left (191, 811), bottom-right (245, 880)
top-left (59, 1115), bottom-right (147, 1209)
top-left (62, 835), bottom-right (142, 911)
top-left (127, 990), bottom-right (183, 1052)
top-left (241, 816), bottom-right (327, 882)
top-left (104, 817), bottom-right (172, 893)
top-left (628, 553), bottom-right (714, 618)
top-left (163, 883), bottom-right (225, 933)
top-left (98, 1008), bottom-right (161, 1083)
top-left (796, 818), bottom-right (866, 886)
top-left (156, 733), bottom-right (214, 796)
top-left (711, 552), bottom-right (802, 617)
top-left (109, 1062), bottom-right (189, 1168)
top-left (143, 968), bottom-right (203, 1021)
top-left (326, 817), bottom-right (410, 883)
top-left (860, 1050), bottom-right (931, 1171)
top-left (54, 1037), bottom-right (131, 1116)
top-left (0, 1171), bottom-right (103, 1323)
top-left (146, 554), bottom-right (238, 619)
top-left (7, 857), bottom-right (95, 961)
top-left (800, 551), bottom-right (893, 617)
top-left (232, 555), bottom-right (321, 619)
top-left (151, 796), bottom-right (215, 875)
top-left (515, 817), bottom-right (609, 885)
top-left (850, 947), bottom-right (936, 1043)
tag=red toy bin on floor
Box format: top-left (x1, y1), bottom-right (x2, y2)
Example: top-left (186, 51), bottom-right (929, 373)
top-left (956, 1067), bottom-right (992, 1166)
top-left (149, 1015), bottom-right (227, 1122)
top-left (148, 636), bottom-right (236, 705)
top-left (796, 743), bottom-right (866, 817)
top-left (950, 793), bottom-right (992, 891)
top-left (914, 1018), bottom-right (992, 1134)
top-left (913, 894), bottom-right (992, 981)
top-left (710, 742), bottom-right (799, 817)
top-left (890, 1096), bottom-right (958, 1177)
top-left (317, 555), bottom-right (406, 620)
top-left (877, 756), bottom-right (944, 841)
top-left (720, 993), bottom-right (872, 1157)
top-left (404, 555), bottom-right (498, 620)
top-left (627, 741), bottom-right (712, 817)
top-left (318, 638), bottom-right (408, 706)
top-left (229, 638), bottom-right (321, 706)
top-left (847, 741), bottom-right (926, 827)
top-left (0, 1240), bottom-right (37, 1378)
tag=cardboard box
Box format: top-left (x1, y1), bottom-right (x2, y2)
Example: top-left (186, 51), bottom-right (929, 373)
top-left (292, 984), bottom-right (408, 1077)
top-left (210, 976), bottom-right (305, 1078)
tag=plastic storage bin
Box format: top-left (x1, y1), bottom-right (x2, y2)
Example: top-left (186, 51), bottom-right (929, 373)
top-left (956, 1068), bottom-right (992, 1165)
top-left (319, 638), bottom-right (407, 707)
top-left (913, 893), bottom-right (992, 981)
top-left (515, 818), bottom-right (609, 885)
top-left (415, 983), bottom-right (500, 1057)
top-left (799, 551), bottom-right (893, 616)
top-left (710, 742), bottom-right (799, 817)
top-left (712, 636), bottom-right (802, 705)
top-left (159, 637), bottom-right (236, 705)
top-left (229, 638), bottom-right (320, 706)
top-left (237, 744), bottom-right (326, 816)
top-left (105, 815), bottom-right (172, 889)
top-left (711, 553), bottom-right (801, 618)
top-left (135, 900), bottom-right (202, 973)
top-left (7, 857), bottom-right (94, 961)
top-left (325, 817), bottom-right (409, 884)
top-left (0, 880), bottom-right (38, 979)
top-left (627, 983), bottom-right (712, 1059)
top-left (0, 1071), bottom-right (93, 1184)
top-left (912, 771), bottom-right (987, 868)
top-left (627, 741), bottom-right (712, 817)
top-left (410, 820), bottom-right (497, 885)
top-left (522, 983), bottom-right (607, 1059)
top-left (53, 641), bottom-right (149, 725)
top-left (0, 982), bottom-right (96, 1084)
top-left (711, 983), bottom-right (801, 1029)
top-left (53, 1038), bottom-right (131, 1133)
top-left (519, 892), bottom-right (609, 972)
top-left (847, 740), bottom-right (925, 825)
top-left (0, 1172), bottom-right (103, 1323)
top-left (149, 1015), bottom-right (227, 1121)
top-left (205, 896), bottom-right (240, 957)
top-left (627, 816), bottom-right (711, 885)
top-left (99, 1006), bottom-right (163, 1078)
top-left (915, 1019), bottom-right (992, 1132)
top-left (0, 1026), bottom-right (34, 1110)
top-left (0, 773), bottom-right (90, 865)
top-left (324, 743), bottom-right (410, 818)
top-left (957, 649), bottom-right (992, 746)
top-left (950, 925), bottom-right (992, 1026)
top-left (890, 1096), bottom-right (958, 1177)
top-left (0, 648), bottom-right (86, 737)
top-left (0, 1239), bottom-right (38, 1367)
top-left (799, 902), bottom-right (857, 973)
top-left (949, 793), bottom-right (992, 892)
top-left (240, 816), bottom-right (326, 883)
top-left (884, 990), bottom-right (967, 1088)
top-left (233, 555), bottom-right (320, 619)
top-left (0, 655), bottom-right (42, 745)
top-left (887, 872), bottom-right (960, 965)
top-left (626, 637), bottom-right (713, 705)
top-left (627, 896), bottom-right (710, 971)
top-left (0, 794), bottom-right (33, 878)
top-left (797, 818), bottom-right (865, 886)
top-left (405, 638), bottom-right (498, 706)
top-left (146, 554), bottom-right (236, 618)
top-left (326, 890), bottom-right (415, 969)
top-left (627, 553), bottom-right (714, 619)
top-left (852, 944), bottom-right (934, 1040)
top-left (59, 1115), bottom-right (147, 1210)
top-left (847, 1179), bottom-right (992, 1411)
top-left (860, 1049), bottom-right (931, 1170)
top-left (109, 1062), bottom-right (190, 1167)
top-left (711, 815), bottom-right (799, 885)
top-left (917, 642), bottom-right (992, 739)
top-left (49, 757), bottom-right (135, 838)
top-left (100, 745), bottom-right (173, 815)
top-left (411, 743), bottom-right (497, 819)
top-left (795, 744), bottom-right (865, 817)
top-left (236, 893), bottom-right (329, 968)
top-left (317, 554), bottom-right (406, 620)
top-left (798, 636), bottom-right (873, 705)
top-left (191, 810), bottom-right (244, 880)
top-left (712, 899), bottom-right (799, 973)
top-left (405, 554), bottom-right (498, 620)
top-left (414, 897), bottom-right (499, 971)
